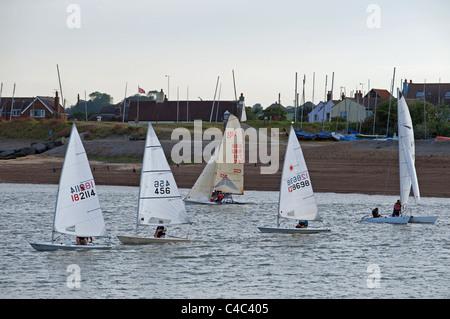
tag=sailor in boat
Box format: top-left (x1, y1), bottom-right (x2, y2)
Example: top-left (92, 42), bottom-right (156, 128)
top-left (211, 190), bottom-right (225, 203)
top-left (295, 220), bottom-right (308, 228)
top-left (76, 237), bottom-right (93, 245)
top-left (372, 208), bottom-right (382, 218)
top-left (154, 220), bottom-right (166, 238)
top-left (392, 200), bottom-right (401, 217)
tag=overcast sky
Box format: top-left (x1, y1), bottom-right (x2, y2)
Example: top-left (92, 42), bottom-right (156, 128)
top-left (1, 0), bottom-right (449, 108)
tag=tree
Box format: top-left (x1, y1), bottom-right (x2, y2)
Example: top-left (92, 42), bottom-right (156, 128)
top-left (67, 91), bottom-right (113, 117)
top-left (261, 106), bottom-right (287, 121)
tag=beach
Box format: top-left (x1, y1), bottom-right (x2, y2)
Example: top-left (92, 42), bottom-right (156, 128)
top-left (1, 136), bottom-right (449, 198)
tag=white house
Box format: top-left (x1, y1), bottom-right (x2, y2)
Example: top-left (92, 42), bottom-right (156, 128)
top-left (307, 100), bottom-right (336, 123)
top-left (330, 98), bottom-right (369, 123)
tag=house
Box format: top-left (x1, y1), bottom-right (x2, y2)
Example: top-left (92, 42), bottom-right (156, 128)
top-left (308, 101), bottom-right (324, 122)
top-left (403, 79), bottom-right (450, 105)
top-left (0, 91), bottom-right (66, 120)
top-left (127, 90), bottom-right (242, 122)
top-left (307, 91), bottom-right (340, 123)
top-left (330, 96), bottom-right (369, 123)
top-left (361, 88), bottom-right (393, 113)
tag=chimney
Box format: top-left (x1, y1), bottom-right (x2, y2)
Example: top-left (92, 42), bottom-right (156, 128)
top-left (327, 90), bottom-right (332, 102)
top-left (54, 91), bottom-right (60, 116)
top-left (156, 89), bottom-right (164, 103)
top-left (239, 93), bottom-right (244, 106)
top-left (354, 90), bottom-right (362, 100)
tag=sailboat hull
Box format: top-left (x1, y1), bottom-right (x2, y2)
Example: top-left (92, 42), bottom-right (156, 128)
top-left (361, 216), bottom-right (410, 224)
top-left (257, 226), bottom-right (331, 234)
top-left (184, 200), bottom-right (244, 205)
top-left (184, 200), bottom-right (220, 205)
top-left (117, 235), bottom-right (190, 244)
top-left (409, 216), bottom-right (438, 224)
top-left (30, 242), bottom-right (112, 251)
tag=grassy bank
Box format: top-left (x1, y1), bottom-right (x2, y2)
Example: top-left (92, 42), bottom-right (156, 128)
top-left (0, 117), bottom-right (345, 142)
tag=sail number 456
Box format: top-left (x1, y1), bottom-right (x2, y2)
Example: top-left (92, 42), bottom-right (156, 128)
top-left (154, 180), bottom-right (171, 194)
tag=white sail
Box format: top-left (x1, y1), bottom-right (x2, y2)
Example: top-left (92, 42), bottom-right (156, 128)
top-left (185, 114), bottom-right (244, 203)
top-left (397, 95), bottom-right (420, 212)
top-left (53, 124), bottom-right (107, 237)
top-left (185, 151), bottom-right (217, 203)
top-left (240, 105), bottom-right (247, 122)
top-left (278, 126), bottom-right (319, 221)
top-left (212, 114), bottom-right (244, 194)
top-left (138, 123), bottom-right (190, 226)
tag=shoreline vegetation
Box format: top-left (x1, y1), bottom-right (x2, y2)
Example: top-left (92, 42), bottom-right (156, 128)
top-left (1, 119), bottom-right (450, 198)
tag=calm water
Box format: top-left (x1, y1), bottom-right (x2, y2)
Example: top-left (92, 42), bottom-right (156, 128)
top-left (0, 183), bottom-right (448, 299)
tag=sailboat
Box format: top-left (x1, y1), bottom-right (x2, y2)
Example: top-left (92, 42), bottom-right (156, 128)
top-left (362, 93), bottom-right (437, 224)
top-left (184, 114), bottom-right (244, 205)
top-left (257, 126), bottom-right (330, 234)
top-left (117, 123), bottom-right (191, 244)
top-left (30, 124), bottom-right (111, 251)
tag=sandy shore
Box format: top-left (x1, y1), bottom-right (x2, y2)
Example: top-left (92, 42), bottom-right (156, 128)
top-left (1, 137), bottom-right (449, 198)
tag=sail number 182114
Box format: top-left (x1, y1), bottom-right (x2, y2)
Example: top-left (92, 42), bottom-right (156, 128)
top-left (70, 181), bottom-right (96, 202)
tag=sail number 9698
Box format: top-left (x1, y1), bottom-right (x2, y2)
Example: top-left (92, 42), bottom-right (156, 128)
top-left (154, 180), bottom-right (171, 195)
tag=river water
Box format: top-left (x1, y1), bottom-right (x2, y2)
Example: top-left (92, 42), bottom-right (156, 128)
top-left (0, 183), bottom-right (448, 299)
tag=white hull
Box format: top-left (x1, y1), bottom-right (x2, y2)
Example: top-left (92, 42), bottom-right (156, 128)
top-left (184, 200), bottom-right (219, 205)
top-left (117, 235), bottom-right (190, 244)
top-left (30, 242), bottom-right (112, 251)
top-left (409, 216), bottom-right (438, 224)
top-left (184, 199), bottom-right (243, 205)
top-left (257, 226), bottom-right (331, 234)
top-left (361, 216), bottom-right (410, 224)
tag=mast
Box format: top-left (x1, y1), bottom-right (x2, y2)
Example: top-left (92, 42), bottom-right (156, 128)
top-left (423, 79), bottom-right (427, 139)
top-left (300, 75), bottom-right (305, 130)
top-left (209, 76), bottom-right (219, 122)
top-left (186, 86), bottom-right (189, 122)
top-left (135, 125), bottom-right (149, 234)
top-left (51, 124), bottom-right (75, 242)
top-left (294, 72), bottom-right (298, 127)
top-left (312, 72), bottom-right (315, 105)
top-left (122, 82), bottom-right (127, 123)
top-left (57, 64), bottom-right (64, 115)
top-left (215, 83), bottom-right (222, 122)
top-left (177, 86), bottom-right (179, 123)
top-left (84, 91), bottom-right (88, 121)
top-left (232, 70), bottom-right (239, 116)
top-left (386, 67), bottom-right (396, 137)
top-left (137, 85), bottom-right (140, 124)
top-left (9, 83), bottom-right (15, 121)
top-left (276, 128), bottom-right (292, 228)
